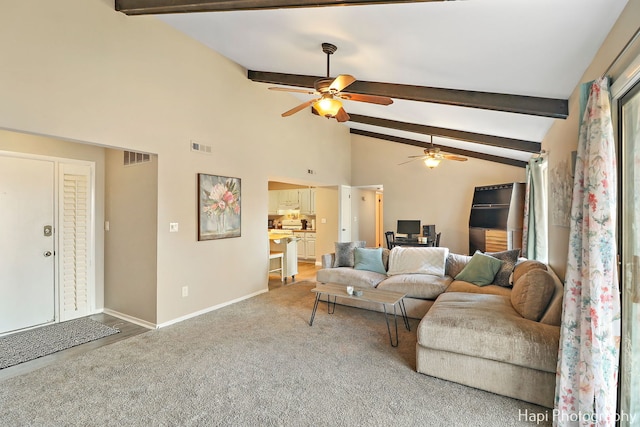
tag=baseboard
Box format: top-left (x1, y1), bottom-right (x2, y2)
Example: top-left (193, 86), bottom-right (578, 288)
top-left (156, 288), bottom-right (269, 329)
top-left (101, 309), bottom-right (156, 330)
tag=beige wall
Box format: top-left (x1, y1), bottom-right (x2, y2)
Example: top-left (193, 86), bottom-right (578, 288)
top-left (314, 187), bottom-right (340, 263)
top-left (104, 149), bottom-right (158, 324)
top-left (352, 188), bottom-right (379, 247)
top-left (351, 135), bottom-right (526, 256)
top-left (0, 130), bottom-right (107, 309)
top-left (0, 0), bottom-right (350, 325)
top-left (543, 1), bottom-right (640, 280)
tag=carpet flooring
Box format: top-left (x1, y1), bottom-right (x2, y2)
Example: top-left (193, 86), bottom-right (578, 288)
top-left (0, 282), bottom-right (551, 426)
top-left (0, 317), bottom-right (120, 370)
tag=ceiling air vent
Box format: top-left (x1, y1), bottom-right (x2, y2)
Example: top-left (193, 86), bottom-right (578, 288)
top-left (123, 151), bottom-right (151, 166)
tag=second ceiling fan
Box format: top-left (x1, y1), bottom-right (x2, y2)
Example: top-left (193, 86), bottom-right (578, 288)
top-left (269, 43), bottom-right (393, 122)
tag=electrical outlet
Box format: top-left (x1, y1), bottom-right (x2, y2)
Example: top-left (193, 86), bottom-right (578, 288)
top-left (170, 222), bottom-right (179, 232)
top-left (181, 286), bottom-right (188, 297)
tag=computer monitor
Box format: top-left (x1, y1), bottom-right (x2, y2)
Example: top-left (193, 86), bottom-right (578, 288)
top-left (397, 220), bottom-right (421, 239)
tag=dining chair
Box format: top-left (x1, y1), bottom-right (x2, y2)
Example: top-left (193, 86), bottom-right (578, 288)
top-left (385, 231), bottom-right (395, 249)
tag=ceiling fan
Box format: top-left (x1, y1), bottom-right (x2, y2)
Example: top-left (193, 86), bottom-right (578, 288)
top-left (269, 43), bottom-right (393, 122)
top-left (400, 137), bottom-right (468, 169)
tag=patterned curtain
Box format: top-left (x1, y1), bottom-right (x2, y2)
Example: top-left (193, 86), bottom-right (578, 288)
top-left (554, 77), bottom-right (620, 426)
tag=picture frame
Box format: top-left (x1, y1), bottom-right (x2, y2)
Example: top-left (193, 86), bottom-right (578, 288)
top-left (197, 173), bottom-right (241, 241)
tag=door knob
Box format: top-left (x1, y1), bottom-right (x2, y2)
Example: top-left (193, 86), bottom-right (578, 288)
top-left (43, 251), bottom-right (52, 257)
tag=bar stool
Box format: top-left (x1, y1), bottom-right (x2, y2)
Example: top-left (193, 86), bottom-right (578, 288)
top-left (268, 251), bottom-right (284, 282)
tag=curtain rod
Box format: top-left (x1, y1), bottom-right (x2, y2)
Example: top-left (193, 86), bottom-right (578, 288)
top-left (602, 25), bottom-right (640, 79)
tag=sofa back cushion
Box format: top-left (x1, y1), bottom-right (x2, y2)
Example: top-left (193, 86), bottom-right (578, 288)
top-left (387, 246), bottom-right (449, 277)
top-left (454, 251), bottom-right (503, 286)
top-left (353, 247), bottom-right (386, 274)
top-left (485, 249), bottom-right (521, 287)
top-left (333, 241), bottom-right (366, 267)
top-left (510, 269), bottom-right (556, 321)
top-left (513, 259), bottom-right (548, 284)
top-left (446, 253), bottom-right (472, 278)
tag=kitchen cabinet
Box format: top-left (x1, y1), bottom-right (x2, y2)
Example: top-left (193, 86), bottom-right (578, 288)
top-left (268, 190), bottom-right (279, 214)
top-left (299, 188), bottom-right (316, 215)
top-left (278, 190), bottom-right (300, 205)
top-left (468, 182), bottom-right (525, 254)
top-left (296, 231), bottom-right (316, 260)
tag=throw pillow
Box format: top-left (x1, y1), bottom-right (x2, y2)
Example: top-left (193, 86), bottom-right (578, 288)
top-left (387, 246), bottom-right (449, 277)
top-left (446, 253), bottom-right (472, 278)
top-left (512, 259), bottom-right (548, 284)
top-left (485, 249), bottom-right (521, 287)
top-left (454, 251), bottom-right (503, 286)
top-left (333, 241), bottom-right (366, 267)
top-left (353, 247), bottom-right (386, 274)
top-left (510, 269), bottom-right (556, 321)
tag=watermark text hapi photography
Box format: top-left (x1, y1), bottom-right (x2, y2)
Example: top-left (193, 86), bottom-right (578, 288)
top-left (518, 408), bottom-right (637, 424)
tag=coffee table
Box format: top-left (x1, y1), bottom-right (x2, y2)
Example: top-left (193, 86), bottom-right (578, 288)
top-left (309, 283), bottom-right (410, 347)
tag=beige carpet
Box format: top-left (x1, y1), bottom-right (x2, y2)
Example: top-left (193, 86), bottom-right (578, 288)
top-left (0, 282), bottom-right (551, 426)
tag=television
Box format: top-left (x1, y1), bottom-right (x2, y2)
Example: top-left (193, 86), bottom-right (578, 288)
top-left (397, 220), bottom-right (421, 239)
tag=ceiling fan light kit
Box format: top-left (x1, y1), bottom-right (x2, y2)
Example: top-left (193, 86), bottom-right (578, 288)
top-left (313, 96), bottom-right (342, 118)
top-left (400, 136), bottom-right (469, 169)
top-left (424, 157), bottom-right (441, 169)
top-left (269, 42), bottom-right (393, 122)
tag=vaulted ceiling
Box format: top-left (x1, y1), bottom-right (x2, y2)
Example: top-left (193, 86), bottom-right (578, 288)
top-left (115, 0), bottom-right (628, 167)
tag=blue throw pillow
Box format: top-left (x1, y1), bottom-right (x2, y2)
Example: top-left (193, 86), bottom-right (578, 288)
top-left (353, 247), bottom-right (386, 274)
top-left (455, 251), bottom-right (503, 286)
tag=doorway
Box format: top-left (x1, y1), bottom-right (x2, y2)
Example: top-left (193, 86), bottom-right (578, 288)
top-left (0, 152), bottom-right (95, 335)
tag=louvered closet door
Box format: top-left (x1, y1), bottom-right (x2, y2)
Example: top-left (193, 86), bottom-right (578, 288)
top-left (59, 164), bottom-right (93, 321)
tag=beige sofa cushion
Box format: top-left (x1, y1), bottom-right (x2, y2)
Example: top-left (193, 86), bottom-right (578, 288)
top-left (511, 269), bottom-right (555, 321)
top-left (377, 274), bottom-right (452, 299)
top-left (446, 280), bottom-right (511, 297)
top-left (512, 259), bottom-right (548, 284)
top-left (418, 292), bottom-right (560, 373)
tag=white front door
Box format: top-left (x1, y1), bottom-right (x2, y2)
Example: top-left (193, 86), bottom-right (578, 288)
top-left (0, 155), bottom-right (55, 334)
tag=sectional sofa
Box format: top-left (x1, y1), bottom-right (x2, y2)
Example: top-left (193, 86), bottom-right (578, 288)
top-left (316, 244), bottom-right (563, 408)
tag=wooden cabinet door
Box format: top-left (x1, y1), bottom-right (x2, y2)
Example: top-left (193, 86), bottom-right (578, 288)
top-left (485, 229), bottom-right (508, 252)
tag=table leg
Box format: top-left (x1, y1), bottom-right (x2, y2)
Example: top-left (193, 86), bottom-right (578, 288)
top-left (382, 304), bottom-right (399, 347)
top-left (309, 293), bottom-right (320, 326)
top-left (327, 295), bottom-right (336, 314)
top-left (399, 299), bottom-right (410, 331)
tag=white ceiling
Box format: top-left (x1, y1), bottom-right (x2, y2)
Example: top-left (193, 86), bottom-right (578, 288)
top-left (156, 0), bottom-right (628, 164)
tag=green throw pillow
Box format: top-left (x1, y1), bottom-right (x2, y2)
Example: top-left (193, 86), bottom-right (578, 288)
top-left (455, 251), bottom-right (503, 286)
top-left (353, 247), bottom-right (386, 274)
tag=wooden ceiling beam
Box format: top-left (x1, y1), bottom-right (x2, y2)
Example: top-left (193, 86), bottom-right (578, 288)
top-left (348, 114), bottom-right (541, 153)
top-left (115, 0), bottom-right (443, 15)
top-left (350, 129), bottom-right (528, 168)
top-left (249, 70), bottom-right (568, 119)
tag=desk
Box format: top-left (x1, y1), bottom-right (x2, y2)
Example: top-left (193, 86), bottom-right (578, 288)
top-left (390, 239), bottom-right (435, 248)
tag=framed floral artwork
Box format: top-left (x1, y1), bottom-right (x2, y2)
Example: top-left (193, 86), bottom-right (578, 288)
top-left (197, 173), bottom-right (241, 240)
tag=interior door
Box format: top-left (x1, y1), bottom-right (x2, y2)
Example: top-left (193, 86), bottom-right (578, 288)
top-left (0, 155), bottom-right (55, 334)
top-left (339, 185), bottom-right (351, 242)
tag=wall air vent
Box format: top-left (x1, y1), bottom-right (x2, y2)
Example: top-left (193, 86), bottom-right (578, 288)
top-left (123, 151), bottom-right (151, 166)
top-left (190, 140), bottom-right (212, 154)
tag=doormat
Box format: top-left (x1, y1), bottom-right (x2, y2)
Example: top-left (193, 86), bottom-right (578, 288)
top-left (0, 318), bottom-right (120, 369)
